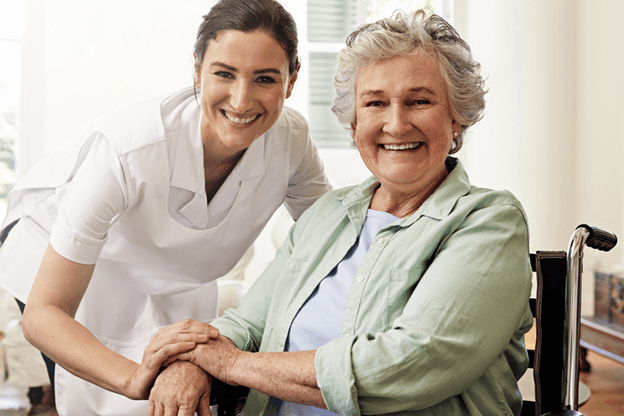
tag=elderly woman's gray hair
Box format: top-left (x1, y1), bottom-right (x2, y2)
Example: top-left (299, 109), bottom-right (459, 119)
top-left (332, 9), bottom-right (487, 154)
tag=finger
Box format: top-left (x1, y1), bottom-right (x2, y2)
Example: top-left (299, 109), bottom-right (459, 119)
top-left (196, 393), bottom-right (212, 416)
top-left (147, 333), bottom-right (209, 354)
top-left (163, 404), bottom-right (176, 416)
top-left (176, 403), bottom-right (196, 416)
top-left (165, 320), bottom-right (220, 338)
top-left (163, 351), bottom-right (193, 367)
top-left (147, 400), bottom-right (156, 416)
top-left (153, 402), bottom-right (165, 416)
top-left (146, 341), bottom-right (196, 368)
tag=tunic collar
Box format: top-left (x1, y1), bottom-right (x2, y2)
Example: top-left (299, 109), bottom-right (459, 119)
top-left (168, 98), bottom-right (267, 196)
top-left (165, 88), bottom-right (267, 229)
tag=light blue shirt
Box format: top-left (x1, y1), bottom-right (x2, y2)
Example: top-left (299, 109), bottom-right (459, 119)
top-left (274, 210), bottom-right (398, 415)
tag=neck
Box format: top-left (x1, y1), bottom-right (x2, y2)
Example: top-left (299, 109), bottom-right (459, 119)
top-left (201, 140), bottom-right (246, 205)
top-left (370, 169), bottom-right (449, 218)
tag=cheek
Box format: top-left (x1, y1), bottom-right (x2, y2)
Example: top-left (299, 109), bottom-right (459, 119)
top-left (200, 83), bottom-right (228, 106)
top-left (352, 110), bottom-right (375, 138)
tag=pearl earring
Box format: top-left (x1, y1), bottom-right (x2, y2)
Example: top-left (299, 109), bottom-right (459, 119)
top-left (453, 132), bottom-right (459, 138)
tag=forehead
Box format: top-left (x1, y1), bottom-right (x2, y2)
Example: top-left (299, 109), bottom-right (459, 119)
top-left (204, 29), bottom-right (290, 70)
top-left (355, 51), bottom-right (447, 97)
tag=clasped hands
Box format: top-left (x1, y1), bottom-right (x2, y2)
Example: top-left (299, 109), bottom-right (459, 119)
top-left (143, 319), bottom-right (241, 416)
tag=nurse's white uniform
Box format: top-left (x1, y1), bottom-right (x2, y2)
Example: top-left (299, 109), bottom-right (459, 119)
top-left (0, 87), bottom-right (330, 416)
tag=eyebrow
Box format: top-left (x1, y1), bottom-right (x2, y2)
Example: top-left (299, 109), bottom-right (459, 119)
top-left (360, 87), bottom-right (436, 97)
top-left (210, 62), bottom-right (283, 75)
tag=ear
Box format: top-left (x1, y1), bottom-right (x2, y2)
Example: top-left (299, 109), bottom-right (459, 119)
top-left (285, 61), bottom-right (301, 99)
top-left (452, 119), bottom-right (461, 134)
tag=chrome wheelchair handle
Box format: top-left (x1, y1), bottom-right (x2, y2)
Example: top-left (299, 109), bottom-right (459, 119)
top-left (576, 224), bottom-right (618, 252)
top-left (564, 225), bottom-right (617, 411)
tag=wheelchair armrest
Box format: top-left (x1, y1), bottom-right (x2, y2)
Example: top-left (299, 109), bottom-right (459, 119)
top-left (209, 378), bottom-right (249, 406)
top-left (540, 411), bottom-right (584, 416)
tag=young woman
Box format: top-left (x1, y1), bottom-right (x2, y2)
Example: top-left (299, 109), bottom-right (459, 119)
top-left (0, 1), bottom-right (330, 415)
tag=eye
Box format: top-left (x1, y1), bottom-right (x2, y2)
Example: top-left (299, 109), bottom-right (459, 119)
top-left (366, 101), bottom-right (384, 107)
top-left (407, 99), bottom-right (430, 106)
top-left (256, 75), bottom-right (277, 84)
top-left (214, 71), bottom-right (234, 79)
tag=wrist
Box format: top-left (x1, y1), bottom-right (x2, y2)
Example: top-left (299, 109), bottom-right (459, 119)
top-left (120, 361), bottom-right (144, 400)
top-left (226, 349), bottom-right (247, 385)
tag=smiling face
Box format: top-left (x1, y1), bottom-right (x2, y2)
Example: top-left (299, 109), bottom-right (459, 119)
top-left (195, 29), bottom-right (298, 158)
top-left (352, 51), bottom-right (460, 197)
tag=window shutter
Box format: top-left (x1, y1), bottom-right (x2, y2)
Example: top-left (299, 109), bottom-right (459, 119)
top-left (308, 0), bottom-right (360, 43)
top-left (307, 0), bottom-right (361, 148)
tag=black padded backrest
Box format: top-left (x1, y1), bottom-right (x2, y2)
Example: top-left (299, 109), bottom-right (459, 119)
top-left (523, 251), bottom-right (567, 416)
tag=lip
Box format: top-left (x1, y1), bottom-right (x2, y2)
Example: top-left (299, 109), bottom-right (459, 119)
top-left (221, 109), bottom-right (262, 125)
top-left (380, 142), bottom-right (422, 151)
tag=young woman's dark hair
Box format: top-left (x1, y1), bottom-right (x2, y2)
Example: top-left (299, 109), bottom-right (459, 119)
top-left (194, 0), bottom-right (299, 76)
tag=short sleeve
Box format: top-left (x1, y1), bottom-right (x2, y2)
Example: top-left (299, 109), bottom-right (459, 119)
top-left (50, 132), bottom-right (130, 264)
top-left (283, 128), bottom-right (331, 220)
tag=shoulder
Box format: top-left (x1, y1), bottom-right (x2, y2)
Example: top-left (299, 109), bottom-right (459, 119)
top-left (91, 88), bottom-right (195, 154)
top-left (460, 186), bottom-right (528, 223)
top-left (266, 106), bottom-right (310, 139)
top-left (432, 158), bottom-right (528, 226)
top-left (263, 106), bottom-right (317, 167)
top-left (278, 106), bottom-right (309, 131)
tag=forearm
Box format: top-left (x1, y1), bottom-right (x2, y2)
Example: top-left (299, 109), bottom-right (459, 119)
top-left (23, 303), bottom-right (140, 397)
top-left (230, 349), bottom-right (325, 408)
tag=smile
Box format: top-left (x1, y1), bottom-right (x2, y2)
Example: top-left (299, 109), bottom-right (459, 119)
top-left (222, 110), bottom-right (262, 125)
top-left (382, 142), bottom-right (422, 151)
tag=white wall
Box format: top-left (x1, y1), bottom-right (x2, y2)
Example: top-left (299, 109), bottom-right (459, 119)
top-left (454, 0), bottom-right (624, 313)
top-left (574, 0), bottom-right (624, 272)
top-left (20, 0), bottom-right (217, 172)
top-left (454, 0), bottom-right (577, 254)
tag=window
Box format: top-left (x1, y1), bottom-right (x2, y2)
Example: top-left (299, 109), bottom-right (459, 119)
top-left (0, 0), bottom-right (24, 218)
top-left (306, 0), bottom-right (453, 149)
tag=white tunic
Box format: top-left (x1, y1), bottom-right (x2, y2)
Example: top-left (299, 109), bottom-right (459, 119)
top-left (0, 87), bottom-right (330, 415)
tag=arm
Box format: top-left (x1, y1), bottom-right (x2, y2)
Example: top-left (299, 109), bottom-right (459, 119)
top-left (21, 134), bottom-right (217, 400)
top-left (168, 335), bottom-right (325, 408)
top-left (22, 244), bottom-right (216, 400)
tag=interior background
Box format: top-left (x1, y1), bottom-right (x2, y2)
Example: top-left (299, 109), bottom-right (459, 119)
top-left (7, 0), bottom-right (624, 314)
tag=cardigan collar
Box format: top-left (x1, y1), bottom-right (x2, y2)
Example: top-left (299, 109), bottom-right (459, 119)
top-left (339, 157), bottom-right (472, 228)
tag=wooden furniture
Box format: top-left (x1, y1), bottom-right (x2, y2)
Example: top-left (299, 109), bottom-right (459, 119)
top-left (580, 317), bottom-right (624, 365)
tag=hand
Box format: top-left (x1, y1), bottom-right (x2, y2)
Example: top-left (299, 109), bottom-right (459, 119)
top-left (148, 361), bottom-right (211, 416)
top-left (165, 335), bottom-right (242, 386)
top-left (127, 319), bottom-right (219, 399)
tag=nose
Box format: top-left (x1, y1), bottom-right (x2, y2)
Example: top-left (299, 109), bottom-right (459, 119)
top-left (382, 104), bottom-right (413, 137)
top-left (230, 80), bottom-right (254, 113)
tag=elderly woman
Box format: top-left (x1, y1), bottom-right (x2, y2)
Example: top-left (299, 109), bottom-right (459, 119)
top-left (152, 9), bottom-right (533, 416)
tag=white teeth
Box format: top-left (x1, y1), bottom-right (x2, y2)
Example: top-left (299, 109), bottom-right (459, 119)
top-left (383, 142), bottom-right (421, 150)
top-left (224, 111), bottom-right (260, 124)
